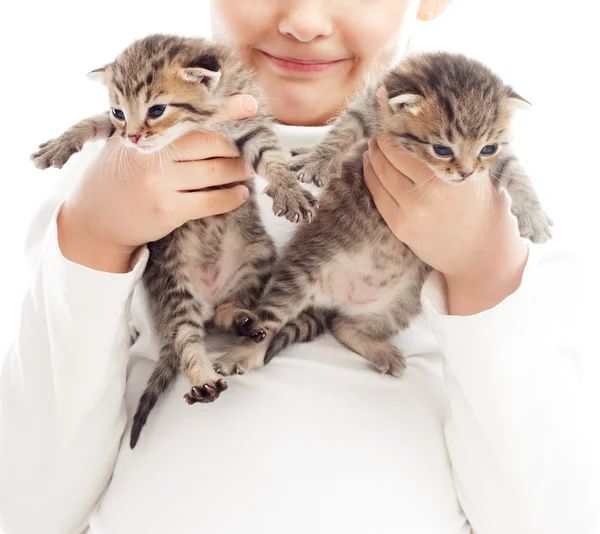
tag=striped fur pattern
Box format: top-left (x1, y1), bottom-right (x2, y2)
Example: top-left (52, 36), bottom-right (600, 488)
top-left (30, 34), bottom-right (320, 448)
top-left (31, 34), bottom-right (318, 223)
top-left (213, 142), bottom-right (429, 377)
top-left (213, 53), bottom-right (553, 377)
top-left (292, 52), bottom-right (553, 243)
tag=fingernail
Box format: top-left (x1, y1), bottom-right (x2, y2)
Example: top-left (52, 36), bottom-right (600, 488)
top-left (242, 96), bottom-right (257, 113)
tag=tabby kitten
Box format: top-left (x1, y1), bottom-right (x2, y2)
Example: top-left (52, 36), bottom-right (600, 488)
top-left (31, 34), bottom-right (318, 448)
top-left (212, 52), bottom-right (553, 377)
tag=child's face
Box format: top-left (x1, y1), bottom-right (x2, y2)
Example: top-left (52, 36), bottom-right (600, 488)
top-left (211, 0), bottom-right (423, 126)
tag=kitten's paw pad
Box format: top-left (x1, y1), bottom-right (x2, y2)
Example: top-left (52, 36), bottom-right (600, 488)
top-left (30, 138), bottom-right (80, 170)
top-left (183, 380), bottom-right (228, 404)
top-left (234, 312), bottom-right (258, 337)
top-left (235, 314), bottom-right (267, 342)
top-left (265, 184), bottom-right (319, 224)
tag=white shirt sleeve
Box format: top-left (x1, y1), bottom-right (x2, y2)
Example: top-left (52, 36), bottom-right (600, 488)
top-left (421, 240), bottom-right (600, 534)
top-left (0, 200), bottom-right (148, 534)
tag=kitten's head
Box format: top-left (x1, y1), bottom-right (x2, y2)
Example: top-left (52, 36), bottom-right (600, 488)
top-left (89, 35), bottom-right (226, 153)
top-left (379, 52), bottom-right (529, 185)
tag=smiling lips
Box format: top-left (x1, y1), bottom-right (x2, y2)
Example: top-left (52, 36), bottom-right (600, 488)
top-left (260, 50), bottom-right (347, 73)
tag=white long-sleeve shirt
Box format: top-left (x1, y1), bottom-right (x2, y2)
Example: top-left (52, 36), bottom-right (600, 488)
top-left (0, 125), bottom-right (598, 534)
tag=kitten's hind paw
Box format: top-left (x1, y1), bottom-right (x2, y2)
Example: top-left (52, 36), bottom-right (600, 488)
top-left (30, 137), bottom-right (83, 170)
top-left (183, 380), bottom-right (228, 405)
top-left (371, 347), bottom-right (407, 378)
top-left (265, 182), bottom-right (319, 224)
top-left (235, 313), bottom-right (266, 342)
top-left (213, 342), bottom-right (267, 376)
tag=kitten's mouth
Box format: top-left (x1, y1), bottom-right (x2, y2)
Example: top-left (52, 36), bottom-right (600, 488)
top-left (121, 139), bottom-right (161, 154)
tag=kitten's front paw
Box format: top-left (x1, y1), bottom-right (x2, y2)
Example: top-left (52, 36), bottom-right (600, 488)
top-left (517, 209), bottom-right (553, 244)
top-left (289, 149), bottom-right (338, 188)
top-left (30, 137), bottom-right (83, 169)
top-left (183, 379), bottom-right (228, 405)
top-left (213, 342), bottom-right (266, 376)
top-left (264, 182), bottom-right (319, 223)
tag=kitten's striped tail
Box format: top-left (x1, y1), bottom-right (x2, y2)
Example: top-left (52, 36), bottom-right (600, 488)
top-left (264, 309), bottom-right (331, 364)
top-left (130, 354), bottom-right (178, 449)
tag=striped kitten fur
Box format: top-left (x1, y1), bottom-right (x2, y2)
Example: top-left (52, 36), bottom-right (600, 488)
top-left (212, 52), bottom-right (553, 377)
top-left (31, 34), bottom-right (318, 448)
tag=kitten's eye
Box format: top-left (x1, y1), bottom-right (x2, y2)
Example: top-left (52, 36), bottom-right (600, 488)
top-left (433, 145), bottom-right (453, 157)
top-left (480, 144), bottom-right (498, 156)
top-left (112, 108), bottom-right (125, 120)
top-left (148, 105), bottom-right (166, 118)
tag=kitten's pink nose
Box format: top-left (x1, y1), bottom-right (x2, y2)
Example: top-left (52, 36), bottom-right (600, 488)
top-left (128, 134), bottom-right (141, 144)
top-left (460, 169), bottom-right (474, 179)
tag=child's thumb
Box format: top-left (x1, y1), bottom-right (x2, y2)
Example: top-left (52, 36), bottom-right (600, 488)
top-left (215, 94), bottom-right (259, 123)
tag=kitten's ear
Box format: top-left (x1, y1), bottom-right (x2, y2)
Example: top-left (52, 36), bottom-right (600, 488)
top-left (181, 68), bottom-right (222, 90)
top-left (87, 66), bottom-right (108, 84)
top-left (181, 53), bottom-right (222, 91)
top-left (388, 92), bottom-right (423, 115)
top-left (506, 88), bottom-right (531, 110)
top-left (376, 86), bottom-right (422, 115)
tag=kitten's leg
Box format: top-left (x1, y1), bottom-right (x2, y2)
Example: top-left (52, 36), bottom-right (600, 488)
top-left (213, 263), bottom-right (317, 375)
top-left (329, 315), bottom-right (406, 377)
top-left (143, 243), bottom-right (227, 406)
top-left (213, 232), bottom-right (277, 337)
top-left (212, 308), bottom-right (330, 376)
top-left (226, 118), bottom-right (319, 223)
top-left (491, 155), bottom-right (553, 244)
top-left (263, 308), bottom-right (331, 364)
top-left (31, 112), bottom-right (116, 169)
top-left (130, 289), bottom-right (227, 447)
top-left (289, 91), bottom-right (378, 187)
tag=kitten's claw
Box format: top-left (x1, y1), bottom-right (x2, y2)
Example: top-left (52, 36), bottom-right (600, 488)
top-left (290, 149), bottom-right (338, 188)
top-left (184, 380), bottom-right (228, 404)
top-left (214, 343), bottom-right (266, 376)
top-left (213, 363), bottom-right (245, 376)
top-left (372, 350), bottom-right (407, 378)
top-left (250, 329), bottom-right (266, 343)
top-left (234, 312), bottom-right (258, 337)
top-left (265, 182), bottom-right (319, 224)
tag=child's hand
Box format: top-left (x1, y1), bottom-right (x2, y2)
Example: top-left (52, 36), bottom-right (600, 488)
top-left (364, 136), bottom-right (529, 315)
top-left (57, 95), bottom-right (259, 273)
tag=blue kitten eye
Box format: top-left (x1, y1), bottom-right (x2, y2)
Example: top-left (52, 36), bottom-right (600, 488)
top-left (112, 108), bottom-right (125, 120)
top-left (148, 105), bottom-right (166, 118)
top-left (481, 144), bottom-right (498, 155)
top-left (433, 145), bottom-right (453, 157)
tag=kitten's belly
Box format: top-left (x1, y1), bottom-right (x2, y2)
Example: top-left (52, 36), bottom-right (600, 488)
top-left (184, 230), bottom-right (247, 311)
top-left (312, 252), bottom-right (418, 315)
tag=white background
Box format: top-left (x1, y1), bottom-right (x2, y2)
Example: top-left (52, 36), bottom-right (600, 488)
top-left (0, 0), bottom-right (598, 353)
